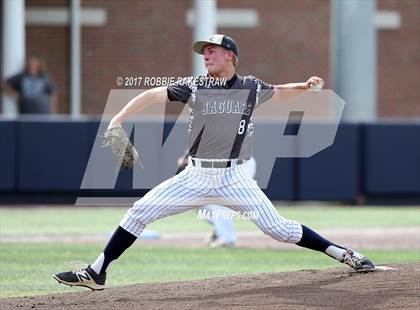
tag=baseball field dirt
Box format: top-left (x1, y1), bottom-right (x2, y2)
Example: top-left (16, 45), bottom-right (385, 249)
top-left (1, 263), bottom-right (418, 310)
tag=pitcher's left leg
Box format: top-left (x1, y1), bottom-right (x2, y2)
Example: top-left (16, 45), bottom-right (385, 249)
top-left (219, 166), bottom-right (375, 272)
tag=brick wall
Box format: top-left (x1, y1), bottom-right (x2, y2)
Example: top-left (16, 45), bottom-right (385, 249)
top-left (21, 0), bottom-right (419, 117)
top-left (219, 0), bottom-right (331, 86)
top-left (80, 0), bottom-right (192, 114)
top-left (377, 0), bottom-right (420, 118)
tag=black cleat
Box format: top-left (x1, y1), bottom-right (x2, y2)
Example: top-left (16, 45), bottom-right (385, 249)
top-left (341, 249), bottom-right (376, 272)
top-left (53, 264), bottom-right (106, 290)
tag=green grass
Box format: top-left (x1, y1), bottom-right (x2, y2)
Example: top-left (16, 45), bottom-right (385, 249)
top-left (0, 206), bottom-right (419, 298)
top-left (0, 243), bottom-right (419, 298)
top-left (0, 206), bottom-right (419, 235)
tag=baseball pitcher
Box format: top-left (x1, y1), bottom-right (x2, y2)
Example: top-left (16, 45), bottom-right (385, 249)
top-left (54, 34), bottom-right (375, 290)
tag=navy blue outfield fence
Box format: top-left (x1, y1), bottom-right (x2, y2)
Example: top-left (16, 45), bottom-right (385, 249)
top-left (0, 116), bottom-right (419, 204)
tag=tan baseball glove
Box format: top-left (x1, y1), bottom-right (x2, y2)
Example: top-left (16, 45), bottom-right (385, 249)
top-left (102, 126), bottom-right (139, 170)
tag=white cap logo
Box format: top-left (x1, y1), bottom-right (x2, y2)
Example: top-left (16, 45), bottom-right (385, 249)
top-left (209, 34), bottom-right (224, 44)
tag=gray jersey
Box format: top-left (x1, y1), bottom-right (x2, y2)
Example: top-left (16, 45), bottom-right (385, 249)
top-left (167, 74), bottom-right (274, 159)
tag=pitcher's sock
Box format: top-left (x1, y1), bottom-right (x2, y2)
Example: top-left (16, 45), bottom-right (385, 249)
top-left (91, 226), bottom-right (137, 274)
top-left (325, 245), bottom-right (348, 261)
top-left (296, 225), bottom-right (346, 260)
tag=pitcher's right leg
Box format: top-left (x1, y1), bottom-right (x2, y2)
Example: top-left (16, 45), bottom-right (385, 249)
top-left (54, 167), bottom-right (212, 289)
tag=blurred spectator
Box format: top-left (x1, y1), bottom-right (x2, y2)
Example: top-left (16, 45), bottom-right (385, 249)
top-left (3, 56), bottom-right (58, 114)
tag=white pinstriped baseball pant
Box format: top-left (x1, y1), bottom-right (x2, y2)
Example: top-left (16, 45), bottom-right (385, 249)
top-left (120, 161), bottom-right (303, 243)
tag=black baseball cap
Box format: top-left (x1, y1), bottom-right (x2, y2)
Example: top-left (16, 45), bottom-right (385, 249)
top-left (193, 34), bottom-right (239, 59)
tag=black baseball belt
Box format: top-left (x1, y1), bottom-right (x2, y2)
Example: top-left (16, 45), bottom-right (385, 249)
top-left (190, 158), bottom-right (244, 168)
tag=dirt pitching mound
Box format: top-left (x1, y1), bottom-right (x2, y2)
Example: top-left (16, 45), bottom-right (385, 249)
top-left (2, 263), bottom-right (419, 310)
